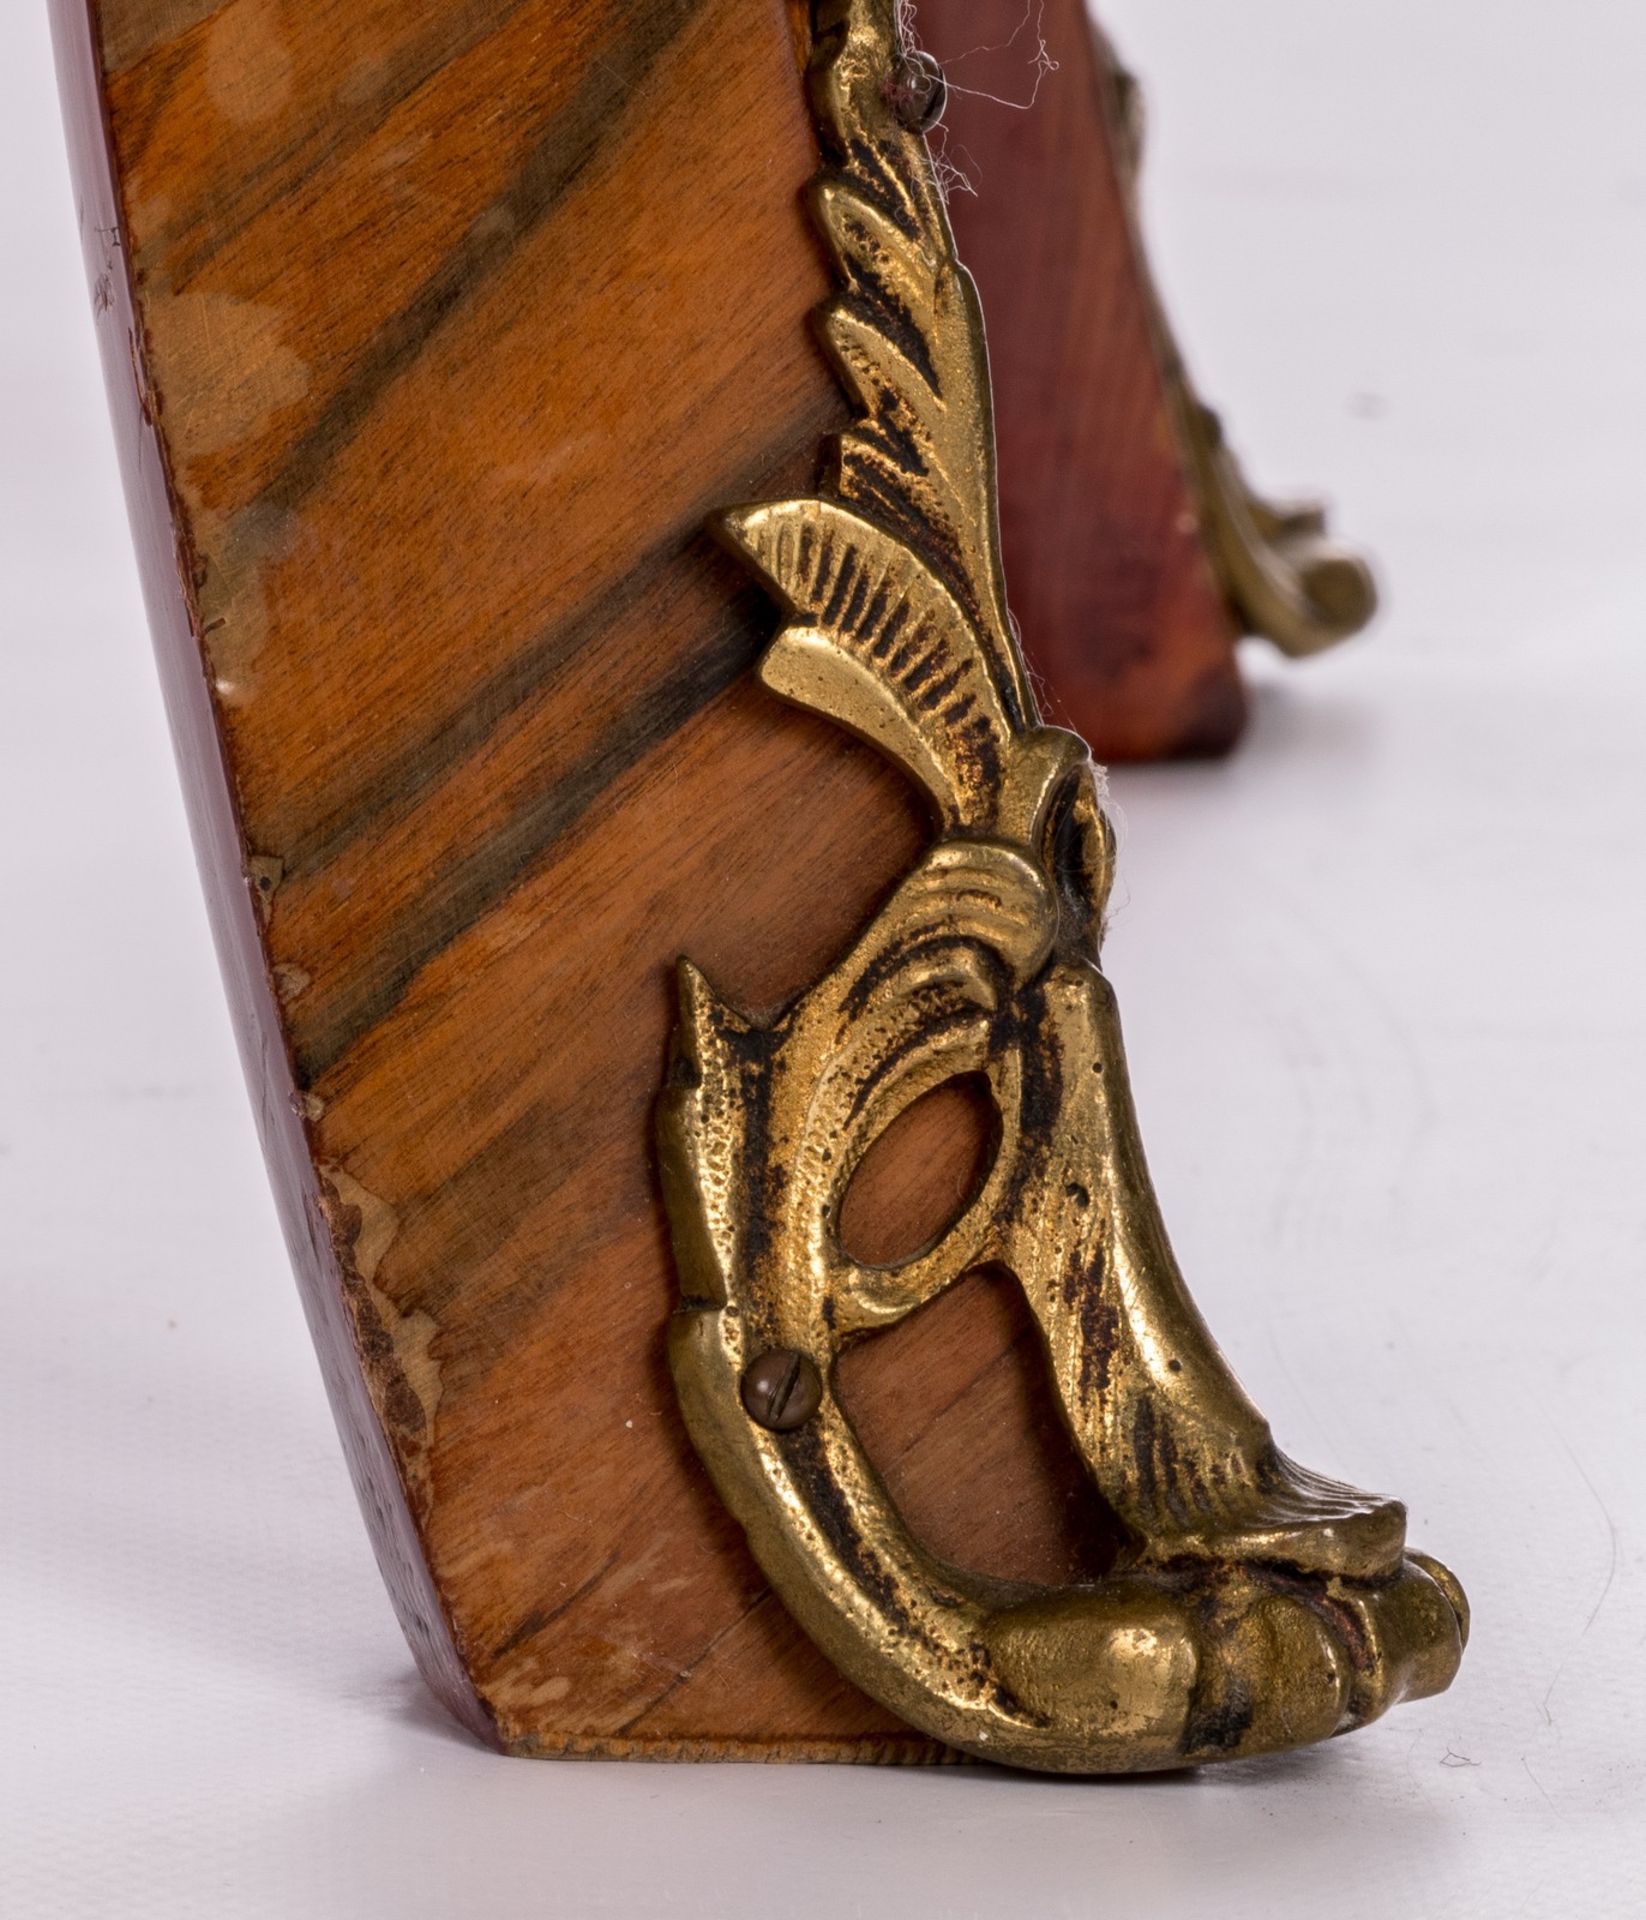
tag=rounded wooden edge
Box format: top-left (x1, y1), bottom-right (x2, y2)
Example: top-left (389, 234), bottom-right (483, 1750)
top-left (509, 1733), bottom-right (967, 1765)
top-left (48, 0), bottom-right (501, 1753)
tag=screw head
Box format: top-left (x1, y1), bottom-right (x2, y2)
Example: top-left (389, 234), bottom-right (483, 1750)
top-left (889, 49), bottom-right (948, 134)
top-left (740, 1348), bottom-right (823, 1432)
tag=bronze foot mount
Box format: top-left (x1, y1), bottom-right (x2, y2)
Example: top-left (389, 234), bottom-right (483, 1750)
top-left (659, 0), bottom-right (1465, 1774)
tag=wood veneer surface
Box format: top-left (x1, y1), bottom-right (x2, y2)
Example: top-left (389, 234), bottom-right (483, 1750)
top-left (924, 0), bottom-right (1245, 756)
top-left (55, 0), bottom-right (1238, 1756)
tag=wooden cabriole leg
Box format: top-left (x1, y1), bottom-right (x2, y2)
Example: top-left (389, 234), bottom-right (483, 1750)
top-left (51, 0), bottom-right (1415, 1765)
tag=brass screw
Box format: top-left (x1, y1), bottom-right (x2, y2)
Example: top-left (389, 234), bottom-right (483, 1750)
top-left (740, 1348), bottom-right (823, 1431)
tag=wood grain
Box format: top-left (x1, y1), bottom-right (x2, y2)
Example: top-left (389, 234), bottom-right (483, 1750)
top-left (923, 0), bottom-right (1246, 757)
top-left (54, 0), bottom-right (1246, 1756)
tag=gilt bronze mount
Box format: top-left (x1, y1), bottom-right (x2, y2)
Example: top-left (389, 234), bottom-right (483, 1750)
top-left (659, 0), bottom-right (1465, 1773)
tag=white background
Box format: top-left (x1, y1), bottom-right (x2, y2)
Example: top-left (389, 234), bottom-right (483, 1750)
top-left (4, 2), bottom-right (1644, 1914)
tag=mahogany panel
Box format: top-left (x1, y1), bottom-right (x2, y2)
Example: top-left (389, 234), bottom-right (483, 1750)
top-left (925, 0), bottom-right (1245, 755)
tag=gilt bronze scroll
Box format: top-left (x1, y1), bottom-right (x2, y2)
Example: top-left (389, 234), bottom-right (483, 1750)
top-left (659, 0), bottom-right (1465, 1772)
